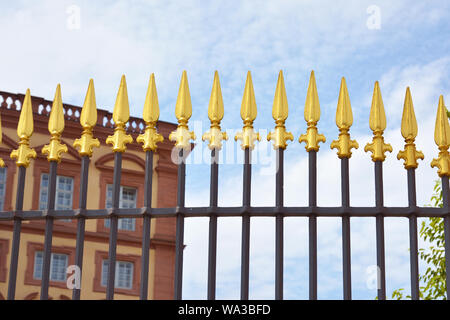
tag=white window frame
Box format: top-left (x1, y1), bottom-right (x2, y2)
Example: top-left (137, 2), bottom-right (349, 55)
top-left (101, 259), bottom-right (134, 289)
top-left (39, 173), bottom-right (74, 222)
top-left (33, 251), bottom-right (69, 282)
top-left (104, 185), bottom-right (137, 231)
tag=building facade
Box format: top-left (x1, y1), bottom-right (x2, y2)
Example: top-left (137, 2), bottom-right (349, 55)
top-left (0, 90), bottom-right (178, 299)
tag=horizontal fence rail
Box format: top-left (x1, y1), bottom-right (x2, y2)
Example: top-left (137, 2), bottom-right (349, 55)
top-left (0, 70), bottom-right (449, 301)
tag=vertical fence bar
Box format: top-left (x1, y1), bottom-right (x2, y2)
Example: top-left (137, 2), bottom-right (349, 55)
top-left (241, 148), bottom-right (251, 300)
top-left (72, 156), bottom-right (90, 300)
top-left (374, 161), bottom-right (386, 300)
top-left (275, 148), bottom-right (284, 300)
top-left (407, 169), bottom-right (419, 300)
top-left (106, 152), bottom-right (122, 300)
top-left (442, 176), bottom-right (450, 299)
top-left (341, 158), bottom-right (352, 300)
top-left (308, 151), bottom-right (318, 300)
top-left (140, 151), bottom-right (153, 300)
top-left (7, 166), bottom-right (26, 300)
top-left (207, 148), bottom-right (219, 300)
top-left (174, 148), bottom-right (186, 300)
top-left (40, 161), bottom-right (58, 300)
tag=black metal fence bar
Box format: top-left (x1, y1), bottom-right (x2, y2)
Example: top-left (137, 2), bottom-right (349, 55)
top-left (407, 168), bottom-right (419, 300)
top-left (106, 152), bottom-right (122, 300)
top-left (174, 148), bottom-right (186, 300)
top-left (442, 176), bottom-right (450, 299)
top-left (207, 148), bottom-right (219, 300)
top-left (139, 151), bottom-right (153, 300)
top-left (40, 161), bottom-right (57, 300)
top-left (275, 148), bottom-right (284, 300)
top-left (6, 166), bottom-right (26, 300)
top-left (72, 156), bottom-right (90, 300)
top-left (341, 158), bottom-right (351, 300)
top-left (308, 151), bottom-right (318, 300)
top-left (241, 148), bottom-right (251, 300)
top-left (374, 161), bottom-right (386, 300)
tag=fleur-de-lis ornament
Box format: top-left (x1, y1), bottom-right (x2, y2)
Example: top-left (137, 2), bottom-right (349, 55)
top-left (106, 75), bottom-right (133, 152)
top-left (299, 71), bottom-right (326, 151)
top-left (42, 84), bottom-right (68, 162)
top-left (330, 77), bottom-right (359, 158)
top-left (397, 87), bottom-right (424, 169)
top-left (431, 95), bottom-right (450, 177)
top-left (10, 89), bottom-right (37, 167)
top-left (137, 74), bottom-right (164, 151)
top-left (169, 71), bottom-right (196, 149)
top-left (364, 81), bottom-right (393, 161)
top-left (73, 79), bottom-right (100, 157)
top-left (267, 70), bottom-right (293, 149)
top-left (235, 71), bottom-right (260, 150)
top-left (202, 71), bottom-right (228, 150)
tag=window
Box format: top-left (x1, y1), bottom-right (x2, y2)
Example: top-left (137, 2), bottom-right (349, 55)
top-left (39, 174), bottom-right (74, 210)
top-left (101, 260), bottom-right (134, 289)
top-left (104, 185), bottom-right (137, 231)
top-left (0, 168), bottom-right (6, 211)
top-left (39, 174), bottom-right (74, 221)
top-left (33, 251), bottom-right (68, 282)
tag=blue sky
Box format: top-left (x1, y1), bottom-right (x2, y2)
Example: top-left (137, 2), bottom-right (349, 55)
top-left (0, 0), bottom-right (449, 299)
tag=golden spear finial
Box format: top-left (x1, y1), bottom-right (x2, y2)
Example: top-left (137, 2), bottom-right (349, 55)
top-left (10, 89), bottom-right (37, 167)
top-left (267, 70), bottom-right (293, 149)
top-left (234, 71), bottom-right (261, 150)
top-left (431, 95), bottom-right (450, 177)
top-left (73, 79), bottom-right (100, 157)
top-left (106, 75), bottom-right (133, 152)
top-left (0, 113), bottom-right (4, 167)
top-left (330, 77), bottom-right (359, 158)
top-left (169, 71), bottom-right (196, 149)
top-left (137, 73), bottom-right (164, 151)
top-left (42, 84), bottom-right (68, 162)
top-left (364, 81), bottom-right (393, 161)
top-left (202, 71), bottom-right (228, 150)
top-left (299, 71), bottom-right (326, 151)
top-left (397, 87), bottom-right (424, 169)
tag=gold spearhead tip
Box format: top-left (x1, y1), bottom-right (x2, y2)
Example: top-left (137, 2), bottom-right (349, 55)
top-left (175, 71), bottom-right (192, 126)
top-left (369, 81), bottom-right (386, 132)
top-left (48, 84), bottom-right (65, 135)
top-left (268, 70), bottom-right (292, 149)
top-left (208, 71), bottom-right (224, 125)
top-left (331, 77), bottom-right (358, 158)
top-left (336, 77), bottom-right (353, 129)
top-left (272, 70), bottom-right (288, 122)
top-left (299, 71), bottom-right (325, 152)
top-left (400, 87), bottom-right (418, 140)
top-left (80, 79), bottom-right (97, 128)
top-left (113, 75), bottom-right (130, 125)
top-left (304, 70), bottom-right (320, 123)
top-left (106, 76), bottom-right (133, 152)
top-left (397, 87), bottom-right (423, 169)
top-left (431, 95), bottom-right (450, 176)
top-left (11, 89), bottom-right (37, 167)
top-left (143, 73), bottom-right (159, 124)
top-left (137, 74), bottom-right (164, 152)
top-left (17, 89), bottom-right (34, 139)
top-left (235, 71), bottom-right (260, 149)
top-left (240, 71), bottom-right (257, 125)
top-left (203, 71), bottom-right (227, 150)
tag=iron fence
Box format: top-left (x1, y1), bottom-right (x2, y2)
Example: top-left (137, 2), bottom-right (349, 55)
top-left (0, 70), bottom-right (449, 301)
